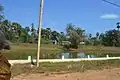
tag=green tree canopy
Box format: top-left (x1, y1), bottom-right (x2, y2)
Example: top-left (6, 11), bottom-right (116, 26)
top-left (101, 29), bottom-right (120, 47)
top-left (0, 4), bottom-right (4, 21)
top-left (66, 23), bottom-right (85, 49)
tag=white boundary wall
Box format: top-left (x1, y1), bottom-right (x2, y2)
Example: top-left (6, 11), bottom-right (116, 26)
top-left (8, 55), bottom-right (120, 65)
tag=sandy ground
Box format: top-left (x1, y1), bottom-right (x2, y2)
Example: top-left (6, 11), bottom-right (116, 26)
top-left (11, 68), bottom-right (120, 80)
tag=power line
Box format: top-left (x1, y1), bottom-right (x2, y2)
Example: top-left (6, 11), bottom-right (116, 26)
top-left (102, 0), bottom-right (120, 8)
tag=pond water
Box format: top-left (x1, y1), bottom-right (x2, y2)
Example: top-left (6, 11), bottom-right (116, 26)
top-left (40, 51), bottom-right (120, 59)
top-left (57, 52), bottom-right (96, 59)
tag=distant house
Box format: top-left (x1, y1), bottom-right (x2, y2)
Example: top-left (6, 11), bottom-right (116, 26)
top-left (80, 42), bottom-right (85, 45)
top-left (61, 41), bottom-right (71, 45)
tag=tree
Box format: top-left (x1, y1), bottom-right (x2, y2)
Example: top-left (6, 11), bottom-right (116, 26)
top-left (11, 22), bottom-right (22, 42)
top-left (60, 32), bottom-right (66, 40)
top-left (0, 4), bottom-right (4, 21)
top-left (41, 28), bottom-right (51, 40)
top-left (59, 32), bottom-right (67, 44)
top-left (60, 32), bottom-right (64, 35)
top-left (91, 37), bottom-right (100, 46)
top-left (24, 27), bottom-right (30, 42)
top-left (76, 27), bottom-right (85, 41)
top-left (101, 29), bottom-right (120, 47)
top-left (19, 28), bottom-right (29, 43)
top-left (85, 33), bottom-right (92, 45)
top-left (31, 23), bottom-right (35, 37)
top-left (116, 22), bottom-right (120, 30)
top-left (89, 34), bottom-right (92, 39)
top-left (46, 28), bottom-right (51, 39)
top-left (66, 23), bottom-right (75, 33)
top-left (99, 33), bottom-right (104, 45)
top-left (41, 28), bottom-right (46, 39)
top-left (96, 32), bottom-right (99, 39)
top-left (25, 27), bottom-right (30, 32)
top-left (12, 22), bottom-right (22, 36)
top-left (68, 30), bottom-right (80, 49)
top-left (30, 23), bottom-right (37, 43)
top-left (51, 30), bottom-right (60, 42)
top-left (66, 23), bottom-right (85, 49)
top-left (0, 20), bottom-right (11, 40)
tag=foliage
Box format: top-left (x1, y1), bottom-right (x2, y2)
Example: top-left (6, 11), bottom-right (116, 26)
top-left (0, 5), bottom-right (67, 44)
top-left (85, 29), bottom-right (120, 47)
top-left (116, 22), bottom-right (120, 30)
top-left (101, 29), bottom-right (120, 47)
top-left (66, 23), bottom-right (85, 49)
top-left (0, 4), bottom-right (4, 21)
top-left (1, 4), bottom-right (120, 48)
top-left (41, 38), bottom-right (51, 44)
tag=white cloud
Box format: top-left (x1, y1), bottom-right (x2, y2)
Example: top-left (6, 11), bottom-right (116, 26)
top-left (100, 14), bottom-right (119, 19)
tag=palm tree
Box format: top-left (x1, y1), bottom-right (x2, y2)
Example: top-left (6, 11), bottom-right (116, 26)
top-left (0, 4), bottom-right (4, 21)
top-left (51, 31), bottom-right (60, 44)
top-left (66, 23), bottom-right (85, 49)
top-left (31, 23), bottom-right (36, 37)
top-left (66, 23), bottom-right (75, 33)
top-left (11, 22), bottom-right (22, 43)
top-left (60, 32), bottom-right (64, 35)
top-left (96, 32), bottom-right (99, 39)
top-left (30, 23), bottom-right (37, 43)
top-left (25, 27), bottom-right (30, 32)
top-left (46, 28), bottom-right (51, 39)
top-left (116, 22), bottom-right (120, 30)
top-left (1, 20), bottom-right (11, 40)
top-left (12, 22), bottom-right (22, 36)
top-left (25, 27), bottom-right (30, 42)
top-left (89, 34), bottom-right (92, 39)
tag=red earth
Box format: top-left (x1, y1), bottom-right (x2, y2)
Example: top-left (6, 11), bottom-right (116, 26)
top-left (11, 68), bottom-right (120, 80)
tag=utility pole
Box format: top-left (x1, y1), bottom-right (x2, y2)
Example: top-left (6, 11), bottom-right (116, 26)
top-left (36, 0), bottom-right (44, 67)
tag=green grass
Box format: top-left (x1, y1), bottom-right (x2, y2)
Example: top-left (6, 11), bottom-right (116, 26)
top-left (71, 45), bottom-right (120, 53)
top-left (2, 43), bottom-right (120, 60)
top-left (3, 43), bottom-right (62, 60)
top-left (7, 44), bottom-right (120, 77)
top-left (11, 59), bottom-right (120, 77)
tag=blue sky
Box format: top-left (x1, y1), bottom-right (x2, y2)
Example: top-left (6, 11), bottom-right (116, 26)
top-left (1, 0), bottom-right (120, 35)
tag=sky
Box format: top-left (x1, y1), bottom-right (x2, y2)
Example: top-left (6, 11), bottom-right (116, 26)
top-left (1, 0), bottom-right (120, 36)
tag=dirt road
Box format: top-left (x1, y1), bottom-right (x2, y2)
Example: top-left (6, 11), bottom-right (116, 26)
top-left (11, 68), bottom-right (120, 80)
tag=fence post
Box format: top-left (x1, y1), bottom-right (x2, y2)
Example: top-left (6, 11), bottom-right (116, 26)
top-left (62, 53), bottom-right (64, 60)
top-left (88, 55), bottom-right (90, 59)
top-left (28, 56), bottom-right (31, 62)
top-left (106, 55), bottom-right (109, 58)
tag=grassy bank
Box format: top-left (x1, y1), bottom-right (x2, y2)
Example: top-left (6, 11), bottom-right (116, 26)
top-left (2, 44), bottom-right (120, 60)
top-left (71, 45), bottom-right (120, 53)
top-left (11, 59), bottom-right (120, 77)
top-left (3, 43), bottom-right (62, 60)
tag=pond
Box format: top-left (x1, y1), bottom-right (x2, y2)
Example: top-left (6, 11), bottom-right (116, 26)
top-left (40, 52), bottom-right (97, 59)
top-left (57, 52), bottom-right (96, 59)
top-left (40, 52), bottom-right (120, 59)
top-left (7, 51), bottom-right (120, 60)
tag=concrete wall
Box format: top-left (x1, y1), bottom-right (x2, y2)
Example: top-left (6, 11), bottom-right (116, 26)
top-left (8, 55), bottom-right (120, 65)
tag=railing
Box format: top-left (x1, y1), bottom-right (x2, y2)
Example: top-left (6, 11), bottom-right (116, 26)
top-left (8, 55), bottom-right (120, 65)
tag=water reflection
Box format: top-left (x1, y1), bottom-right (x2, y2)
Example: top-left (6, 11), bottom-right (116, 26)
top-left (40, 52), bottom-right (120, 59)
top-left (60, 52), bottom-right (96, 59)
